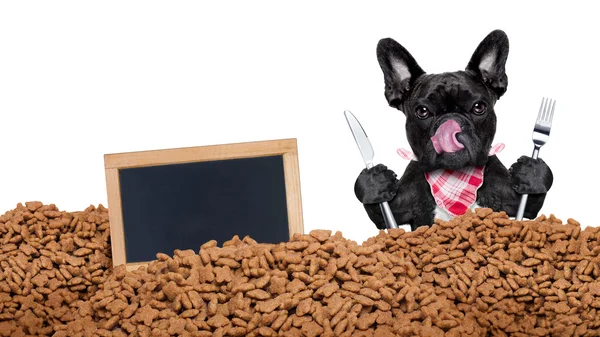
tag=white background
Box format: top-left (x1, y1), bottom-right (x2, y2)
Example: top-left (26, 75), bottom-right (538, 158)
top-left (1, 1), bottom-right (598, 244)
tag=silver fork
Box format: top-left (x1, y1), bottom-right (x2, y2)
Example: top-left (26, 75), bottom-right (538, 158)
top-left (516, 97), bottom-right (556, 220)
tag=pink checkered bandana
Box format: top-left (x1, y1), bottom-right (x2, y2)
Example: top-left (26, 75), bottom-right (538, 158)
top-left (396, 143), bottom-right (505, 216)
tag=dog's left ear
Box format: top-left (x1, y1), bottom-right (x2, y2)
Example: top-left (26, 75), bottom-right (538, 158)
top-left (377, 38), bottom-right (425, 111)
top-left (466, 29), bottom-right (509, 99)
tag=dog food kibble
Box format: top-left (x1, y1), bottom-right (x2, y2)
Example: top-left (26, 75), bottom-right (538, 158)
top-left (1, 203), bottom-right (600, 336)
top-left (0, 202), bottom-right (112, 337)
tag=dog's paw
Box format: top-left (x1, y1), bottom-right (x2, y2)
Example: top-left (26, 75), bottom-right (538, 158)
top-left (354, 164), bottom-right (399, 204)
top-left (509, 156), bottom-right (553, 194)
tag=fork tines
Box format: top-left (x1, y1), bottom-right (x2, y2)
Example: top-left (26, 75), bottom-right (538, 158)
top-left (535, 97), bottom-right (556, 131)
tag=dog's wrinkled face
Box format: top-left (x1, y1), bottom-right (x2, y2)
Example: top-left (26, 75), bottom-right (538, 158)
top-left (377, 30), bottom-right (509, 171)
top-left (404, 72), bottom-right (498, 170)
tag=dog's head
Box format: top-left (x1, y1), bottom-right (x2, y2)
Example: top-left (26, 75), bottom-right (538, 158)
top-left (377, 30), bottom-right (509, 171)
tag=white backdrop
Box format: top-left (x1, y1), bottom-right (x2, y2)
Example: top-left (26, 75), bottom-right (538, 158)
top-left (1, 1), bottom-right (598, 243)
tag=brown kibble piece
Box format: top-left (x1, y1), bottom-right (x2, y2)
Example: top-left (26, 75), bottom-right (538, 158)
top-left (247, 289), bottom-right (271, 300)
top-left (309, 230), bottom-right (332, 242)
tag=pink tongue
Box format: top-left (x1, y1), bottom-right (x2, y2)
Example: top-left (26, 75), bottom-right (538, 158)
top-left (431, 120), bottom-right (464, 154)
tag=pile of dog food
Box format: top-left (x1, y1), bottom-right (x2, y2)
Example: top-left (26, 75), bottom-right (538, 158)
top-left (0, 203), bottom-right (599, 336)
top-left (0, 202), bottom-right (113, 337)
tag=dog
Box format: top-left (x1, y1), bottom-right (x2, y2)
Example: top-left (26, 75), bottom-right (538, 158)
top-left (354, 29), bottom-right (553, 231)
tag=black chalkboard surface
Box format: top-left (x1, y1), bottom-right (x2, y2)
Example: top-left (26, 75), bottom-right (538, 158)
top-left (104, 138), bottom-right (303, 270)
top-left (119, 156), bottom-right (289, 263)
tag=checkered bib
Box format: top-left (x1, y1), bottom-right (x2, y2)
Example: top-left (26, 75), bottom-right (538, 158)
top-left (396, 143), bottom-right (504, 217)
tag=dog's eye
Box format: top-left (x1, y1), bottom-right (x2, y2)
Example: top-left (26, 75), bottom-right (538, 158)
top-left (415, 106), bottom-right (430, 119)
top-left (472, 102), bottom-right (487, 115)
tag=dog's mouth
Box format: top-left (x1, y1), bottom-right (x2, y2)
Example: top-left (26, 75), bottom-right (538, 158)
top-left (419, 117), bottom-right (488, 171)
top-left (430, 120), bottom-right (465, 154)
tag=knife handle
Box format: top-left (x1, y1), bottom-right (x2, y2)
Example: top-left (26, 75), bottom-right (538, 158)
top-left (380, 202), bottom-right (398, 229)
top-left (364, 163), bottom-right (399, 229)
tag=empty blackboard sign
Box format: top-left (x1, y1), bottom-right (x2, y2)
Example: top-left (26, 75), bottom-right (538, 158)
top-left (104, 138), bottom-right (304, 270)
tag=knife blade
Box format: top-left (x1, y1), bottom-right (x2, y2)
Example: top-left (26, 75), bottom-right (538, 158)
top-left (344, 110), bottom-right (398, 229)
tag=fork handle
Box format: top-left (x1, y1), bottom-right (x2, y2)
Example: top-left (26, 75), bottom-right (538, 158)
top-left (515, 147), bottom-right (541, 220)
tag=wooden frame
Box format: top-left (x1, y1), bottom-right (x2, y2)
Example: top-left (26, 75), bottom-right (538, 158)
top-left (104, 138), bottom-right (304, 271)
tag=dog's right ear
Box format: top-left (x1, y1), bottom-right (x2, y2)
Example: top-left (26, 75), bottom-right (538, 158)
top-left (377, 38), bottom-right (425, 111)
top-left (466, 30), bottom-right (509, 99)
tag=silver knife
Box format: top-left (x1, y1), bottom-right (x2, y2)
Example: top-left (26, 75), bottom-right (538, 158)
top-left (344, 110), bottom-right (398, 229)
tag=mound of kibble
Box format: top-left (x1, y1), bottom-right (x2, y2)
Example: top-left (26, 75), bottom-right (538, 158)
top-left (1, 203), bottom-right (600, 336)
top-left (0, 202), bottom-right (112, 337)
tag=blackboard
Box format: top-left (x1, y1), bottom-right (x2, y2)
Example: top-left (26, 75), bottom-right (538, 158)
top-left (104, 138), bottom-right (303, 270)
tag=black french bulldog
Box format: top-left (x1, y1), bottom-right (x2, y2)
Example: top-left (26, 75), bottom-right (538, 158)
top-left (355, 29), bottom-right (553, 231)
